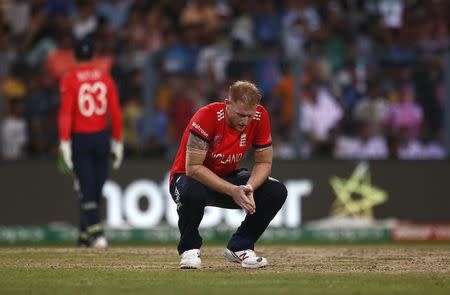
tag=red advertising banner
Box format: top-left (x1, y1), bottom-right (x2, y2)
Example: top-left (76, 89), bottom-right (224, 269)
top-left (391, 224), bottom-right (450, 241)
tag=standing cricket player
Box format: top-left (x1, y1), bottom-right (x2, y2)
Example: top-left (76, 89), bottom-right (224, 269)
top-left (58, 38), bottom-right (123, 248)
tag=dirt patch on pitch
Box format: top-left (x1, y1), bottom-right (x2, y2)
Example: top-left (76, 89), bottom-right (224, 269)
top-left (186, 246), bottom-right (450, 273)
top-left (1, 246), bottom-right (449, 273)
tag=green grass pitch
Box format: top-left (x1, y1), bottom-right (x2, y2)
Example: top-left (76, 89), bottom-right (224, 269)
top-left (0, 244), bottom-right (449, 295)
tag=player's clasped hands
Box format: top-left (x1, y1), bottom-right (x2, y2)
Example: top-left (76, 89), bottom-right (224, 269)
top-left (231, 184), bottom-right (256, 215)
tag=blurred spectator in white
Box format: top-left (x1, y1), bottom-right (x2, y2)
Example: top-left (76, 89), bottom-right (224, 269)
top-left (335, 121), bottom-right (388, 159)
top-left (353, 82), bottom-right (388, 135)
top-left (72, 0), bottom-right (98, 40)
top-left (96, 0), bottom-right (134, 31)
top-left (1, 99), bottom-right (27, 160)
top-left (378, 0), bottom-right (404, 29)
top-left (300, 82), bottom-right (343, 158)
top-left (1, 0), bottom-right (31, 38)
top-left (281, 0), bottom-right (320, 58)
top-left (196, 26), bottom-right (232, 85)
top-left (230, 2), bottom-right (254, 48)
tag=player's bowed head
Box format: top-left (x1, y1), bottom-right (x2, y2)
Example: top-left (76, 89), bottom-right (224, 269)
top-left (225, 81), bottom-right (262, 132)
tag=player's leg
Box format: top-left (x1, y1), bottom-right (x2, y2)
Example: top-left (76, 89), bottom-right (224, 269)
top-left (227, 177), bottom-right (287, 251)
top-left (170, 174), bottom-right (210, 254)
top-left (90, 131), bottom-right (110, 247)
top-left (72, 177), bottom-right (89, 247)
top-left (78, 212), bottom-right (90, 247)
top-left (218, 170), bottom-right (286, 267)
top-left (170, 174), bottom-right (213, 268)
top-left (72, 133), bottom-right (102, 246)
top-left (191, 168), bottom-right (286, 249)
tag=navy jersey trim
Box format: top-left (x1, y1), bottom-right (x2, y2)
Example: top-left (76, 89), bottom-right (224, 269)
top-left (189, 130), bottom-right (211, 143)
top-left (253, 142), bottom-right (272, 149)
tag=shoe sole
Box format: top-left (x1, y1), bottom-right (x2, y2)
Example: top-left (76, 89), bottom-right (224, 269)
top-left (242, 259), bottom-right (268, 268)
top-left (179, 264), bottom-right (201, 269)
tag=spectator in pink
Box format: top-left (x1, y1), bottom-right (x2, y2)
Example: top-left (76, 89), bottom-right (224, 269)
top-left (384, 85), bottom-right (423, 140)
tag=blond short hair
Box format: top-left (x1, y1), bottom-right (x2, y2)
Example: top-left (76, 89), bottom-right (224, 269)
top-left (229, 81), bottom-right (261, 105)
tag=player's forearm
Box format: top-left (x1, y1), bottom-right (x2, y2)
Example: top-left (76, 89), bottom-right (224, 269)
top-left (111, 115), bottom-right (122, 140)
top-left (186, 165), bottom-right (236, 196)
top-left (110, 98), bottom-right (123, 140)
top-left (58, 114), bottom-right (72, 140)
top-left (247, 162), bottom-right (272, 190)
top-left (58, 90), bottom-right (74, 140)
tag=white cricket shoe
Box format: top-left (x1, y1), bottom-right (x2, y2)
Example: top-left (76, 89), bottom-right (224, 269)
top-left (179, 249), bottom-right (201, 269)
top-left (91, 235), bottom-right (108, 249)
top-left (224, 248), bottom-right (267, 268)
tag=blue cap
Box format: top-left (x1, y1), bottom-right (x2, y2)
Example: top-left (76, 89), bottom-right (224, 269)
top-left (74, 38), bottom-right (94, 60)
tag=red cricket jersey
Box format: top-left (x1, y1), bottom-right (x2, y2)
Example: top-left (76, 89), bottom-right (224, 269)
top-left (170, 102), bottom-right (272, 182)
top-left (58, 64), bottom-right (122, 140)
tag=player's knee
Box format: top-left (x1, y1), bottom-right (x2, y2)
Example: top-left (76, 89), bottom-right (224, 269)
top-left (264, 179), bottom-right (287, 207)
top-left (81, 201), bottom-right (98, 211)
top-left (274, 181), bottom-right (288, 205)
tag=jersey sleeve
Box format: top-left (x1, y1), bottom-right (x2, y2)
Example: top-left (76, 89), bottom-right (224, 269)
top-left (188, 105), bottom-right (216, 143)
top-left (106, 75), bottom-right (123, 140)
top-left (252, 106), bottom-right (272, 149)
top-left (58, 74), bottom-right (74, 140)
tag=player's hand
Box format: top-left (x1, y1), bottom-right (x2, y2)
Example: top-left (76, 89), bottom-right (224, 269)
top-left (231, 185), bottom-right (256, 215)
top-left (243, 184), bottom-right (255, 214)
top-left (59, 140), bottom-right (73, 171)
top-left (111, 139), bottom-right (123, 169)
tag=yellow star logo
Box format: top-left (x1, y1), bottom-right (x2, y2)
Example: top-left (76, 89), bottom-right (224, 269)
top-left (329, 162), bottom-right (388, 218)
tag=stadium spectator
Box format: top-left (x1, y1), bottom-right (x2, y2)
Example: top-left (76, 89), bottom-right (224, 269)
top-left (1, 0), bottom-right (32, 38)
top-left (96, 0), bottom-right (134, 31)
top-left (1, 98), bottom-right (27, 160)
top-left (300, 82), bottom-right (343, 158)
top-left (353, 82), bottom-right (388, 136)
top-left (72, 1), bottom-right (98, 40)
top-left (383, 85), bottom-right (424, 140)
top-left (196, 26), bottom-right (232, 85)
top-left (334, 121), bottom-right (389, 159)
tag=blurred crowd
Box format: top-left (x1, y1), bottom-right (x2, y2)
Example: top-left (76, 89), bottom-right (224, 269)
top-left (0, 0), bottom-right (448, 161)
